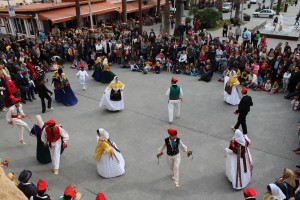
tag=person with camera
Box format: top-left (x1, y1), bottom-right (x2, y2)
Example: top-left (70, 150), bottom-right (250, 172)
top-left (157, 128), bottom-right (192, 188)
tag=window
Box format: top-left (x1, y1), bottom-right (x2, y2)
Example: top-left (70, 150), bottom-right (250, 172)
top-left (4, 18), bottom-right (12, 34)
top-left (13, 18), bottom-right (26, 34)
top-left (27, 18), bottom-right (37, 35)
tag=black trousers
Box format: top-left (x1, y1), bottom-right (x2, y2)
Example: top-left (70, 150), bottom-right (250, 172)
top-left (40, 95), bottom-right (52, 113)
top-left (234, 113), bottom-right (248, 134)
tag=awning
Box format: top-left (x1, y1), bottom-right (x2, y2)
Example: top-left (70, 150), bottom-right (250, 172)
top-left (116, 0), bottom-right (165, 14)
top-left (38, 2), bottom-right (120, 24)
top-left (0, 13), bottom-right (32, 19)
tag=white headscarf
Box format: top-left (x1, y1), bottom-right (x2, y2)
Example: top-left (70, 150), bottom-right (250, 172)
top-left (97, 128), bottom-right (110, 140)
top-left (35, 115), bottom-right (44, 129)
top-left (111, 76), bottom-right (118, 83)
top-left (233, 129), bottom-right (246, 146)
top-left (269, 183), bottom-right (286, 200)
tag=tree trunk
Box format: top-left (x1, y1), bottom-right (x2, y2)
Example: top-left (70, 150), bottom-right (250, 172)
top-left (218, 0), bottom-right (223, 20)
top-left (276, 0), bottom-right (282, 15)
top-left (122, 0), bottom-right (127, 22)
top-left (162, 2), bottom-right (170, 34)
top-left (157, 0), bottom-right (161, 15)
top-left (75, 0), bottom-right (81, 27)
top-left (234, 0), bottom-right (241, 19)
top-left (174, 0), bottom-right (182, 36)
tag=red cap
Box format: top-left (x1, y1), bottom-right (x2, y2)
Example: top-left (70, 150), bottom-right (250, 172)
top-left (243, 188), bottom-right (256, 197)
top-left (241, 87), bottom-right (247, 94)
top-left (44, 119), bottom-right (55, 126)
top-left (36, 179), bottom-right (46, 191)
top-left (168, 128), bottom-right (177, 136)
top-left (95, 193), bottom-right (106, 200)
top-left (171, 77), bottom-right (178, 83)
top-left (80, 63), bottom-right (85, 68)
top-left (12, 97), bottom-right (20, 104)
top-left (64, 185), bottom-right (76, 198)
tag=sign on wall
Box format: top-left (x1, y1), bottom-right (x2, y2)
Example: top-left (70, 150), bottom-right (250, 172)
top-left (7, 6), bottom-right (15, 17)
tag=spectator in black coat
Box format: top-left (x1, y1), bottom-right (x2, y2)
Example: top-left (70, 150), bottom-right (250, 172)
top-left (14, 68), bottom-right (30, 103)
top-left (18, 170), bottom-right (37, 199)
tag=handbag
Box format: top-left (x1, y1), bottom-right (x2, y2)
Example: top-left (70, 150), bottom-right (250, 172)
top-left (225, 85), bottom-right (232, 95)
top-left (110, 89), bottom-right (121, 101)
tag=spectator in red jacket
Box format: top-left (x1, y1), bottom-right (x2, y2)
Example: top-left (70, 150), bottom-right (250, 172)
top-left (5, 75), bottom-right (17, 105)
top-left (26, 58), bottom-right (37, 80)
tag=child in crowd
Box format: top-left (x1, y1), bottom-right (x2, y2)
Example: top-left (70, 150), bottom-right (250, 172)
top-left (23, 71), bottom-right (35, 100)
top-left (144, 58), bottom-right (152, 71)
top-left (291, 96), bottom-right (300, 111)
top-left (263, 79), bottom-right (272, 92)
top-left (238, 71), bottom-right (248, 85)
top-left (254, 74), bottom-right (263, 90)
top-left (282, 69), bottom-right (291, 92)
top-left (269, 81), bottom-right (279, 94)
top-left (129, 60), bottom-right (141, 72)
top-left (70, 60), bottom-right (78, 69)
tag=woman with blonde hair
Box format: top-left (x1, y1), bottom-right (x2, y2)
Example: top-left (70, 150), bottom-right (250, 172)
top-left (93, 128), bottom-right (125, 178)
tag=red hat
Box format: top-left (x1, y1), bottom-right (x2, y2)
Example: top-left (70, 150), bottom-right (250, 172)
top-left (64, 185), bottom-right (76, 198)
top-left (243, 188), bottom-right (256, 197)
top-left (95, 193), bottom-right (106, 200)
top-left (11, 97), bottom-right (20, 104)
top-left (171, 77), bottom-right (178, 83)
top-left (36, 179), bottom-right (47, 191)
top-left (167, 128), bottom-right (177, 136)
top-left (241, 87), bottom-right (248, 94)
top-left (44, 119), bottom-right (55, 126)
top-left (80, 63), bottom-right (85, 68)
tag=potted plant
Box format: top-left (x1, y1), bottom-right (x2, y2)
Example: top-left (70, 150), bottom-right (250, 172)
top-left (243, 13), bottom-right (251, 21)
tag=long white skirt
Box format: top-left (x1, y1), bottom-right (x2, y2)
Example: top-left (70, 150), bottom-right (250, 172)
top-left (96, 149), bottom-right (125, 178)
top-left (99, 90), bottom-right (124, 111)
top-left (225, 147), bottom-right (253, 190)
top-left (224, 76), bottom-right (240, 106)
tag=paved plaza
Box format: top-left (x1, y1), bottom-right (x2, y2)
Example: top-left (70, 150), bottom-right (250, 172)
top-left (1, 2), bottom-right (300, 199)
top-left (1, 63), bottom-right (299, 199)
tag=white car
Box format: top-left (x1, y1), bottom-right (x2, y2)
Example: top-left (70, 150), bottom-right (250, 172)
top-left (250, 0), bottom-right (257, 4)
top-left (253, 9), bottom-right (276, 18)
top-left (222, 2), bottom-right (232, 13)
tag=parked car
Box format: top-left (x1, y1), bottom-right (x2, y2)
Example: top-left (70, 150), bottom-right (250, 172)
top-left (250, 0), bottom-right (257, 4)
top-left (253, 9), bottom-right (275, 18)
top-left (222, 2), bottom-right (232, 13)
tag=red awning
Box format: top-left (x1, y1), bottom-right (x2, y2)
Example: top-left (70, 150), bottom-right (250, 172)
top-left (38, 2), bottom-right (120, 24)
top-left (116, 0), bottom-right (165, 14)
top-left (0, 13), bottom-right (32, 19)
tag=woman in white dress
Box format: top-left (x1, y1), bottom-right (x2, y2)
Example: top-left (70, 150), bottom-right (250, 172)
top-left (224, 70), bottom-right (240, 105)
top-left (99, 76), bottom-right (125, 111)
top-left (225, 129), bottom-right (253, 189)
top-left (93, 128), bottom-right (125, 178)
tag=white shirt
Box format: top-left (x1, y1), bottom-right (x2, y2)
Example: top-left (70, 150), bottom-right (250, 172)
top-left (6, 105), bottom-right (25, 122)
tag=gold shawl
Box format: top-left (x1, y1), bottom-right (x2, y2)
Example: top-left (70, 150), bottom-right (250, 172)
top-left (108, 81), bottom-right (125, 90)
top-left (93, 139), bottom-right (114, 161)
top-left (226, 75), bottom-right (239, 87)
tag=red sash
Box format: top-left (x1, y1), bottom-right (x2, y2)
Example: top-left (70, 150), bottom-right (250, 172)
top-left (45, 126), bottom-right (60, 143)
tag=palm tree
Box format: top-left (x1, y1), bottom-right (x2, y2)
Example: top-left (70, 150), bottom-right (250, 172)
top-left (174, 0), bottom-right (183, 36)
top-left (162, 0), bottom-right (170, 34)
top-left (276, 0), bottom-right (282, 15)
top-left (234, 0), bottom-right (241, 20)
top-left (122, 0), bottom-right (127, 22)
top-left (218, 0), bottom-right (223, 20)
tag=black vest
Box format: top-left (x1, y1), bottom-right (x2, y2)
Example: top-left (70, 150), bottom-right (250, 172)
top-left (165, 137), bottom-right (180, 156)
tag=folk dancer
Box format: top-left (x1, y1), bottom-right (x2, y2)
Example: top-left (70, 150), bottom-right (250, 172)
top-left (76, 64), bottom-right (89, 91)
top-left (166, 77), bottom-right (183, 124)
top-left (157, 129), bottom-right (192, 188)
top-left (41, 119), bottom-right (69, 175)
top-left (225, 129), bottom-right (253, 189)
top-left (6, 96), bottom-right (32, 144)
top-left (231, 87), bottom-right (253, 134)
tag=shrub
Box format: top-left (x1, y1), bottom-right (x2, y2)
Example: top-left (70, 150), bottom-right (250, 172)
top-left (193, 8), bottom-right (221, 29)
top-left (243, 14), bottom-right (251, 21)
top-left (185, 17), bottom-right (192, 25)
